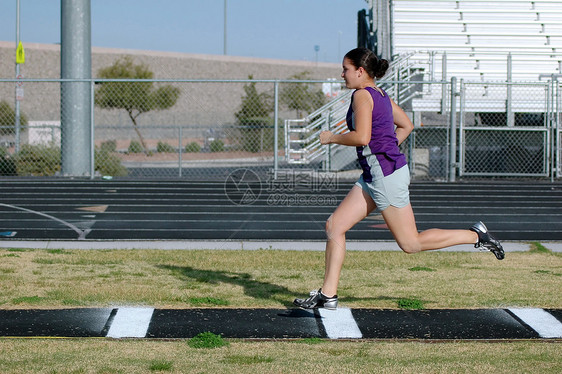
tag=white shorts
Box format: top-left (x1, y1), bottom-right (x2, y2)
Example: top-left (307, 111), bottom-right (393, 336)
top-left (355, 158), bottom-right (410, 212)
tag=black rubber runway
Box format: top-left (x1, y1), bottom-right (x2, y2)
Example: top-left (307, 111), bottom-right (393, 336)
top-left (1, 307), bottom-right (561, 340)
top-left (0, 178), bottom-right (561, 241)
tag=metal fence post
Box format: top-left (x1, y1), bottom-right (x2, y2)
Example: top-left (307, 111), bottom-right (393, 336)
top-left (458, 79), bottom-right (465, 177)
top-left (549, 77), bottom-right (554, 182)
top-left (507, 53), bottom-right (514, 127)
top-left (273, 80), bottom-right (279, 180)
top-left (441, 52), bottom-right (447, 114)
top-left (449, 77), bottom-right (457, 182)
top-left (90, 79), bottom-right (95, 179)
top-left (178, 126), bottom-right (183, 178)
top-left (14, 0), bottom-right (21, 154)
top-left (558, 78), bottom-right (561, 180)
top-left (548, 74), bottom-right (561, 182)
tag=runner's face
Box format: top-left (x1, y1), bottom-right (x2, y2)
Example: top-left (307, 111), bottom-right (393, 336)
top-left (341, 58), bottom-right (361, 89)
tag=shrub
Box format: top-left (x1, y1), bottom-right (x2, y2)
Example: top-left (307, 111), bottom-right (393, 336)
top-left (128, 140), bottom-right (143, 154)
top-left (157, 141), bottom-right (176, 153)
top-left (100, 140), bottom-right (117, 153)
top-left (209, 139), bottom-right (225, 152)
top-left (14, 144), bottom-right (61, 176)
top-left (0, 148), bottom-right (17, 176)
top-left (0, 100), bottom-right (28, 135)
top-left (184, 141), bottom-right (201, 153)
top-left (95, 148), bottom-right (128, 177)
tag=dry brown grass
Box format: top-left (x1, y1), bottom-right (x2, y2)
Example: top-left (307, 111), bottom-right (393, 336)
top-left (0, 247), bottom-right (560, 310)
top-left (0, 339), bottom-right (560, 373)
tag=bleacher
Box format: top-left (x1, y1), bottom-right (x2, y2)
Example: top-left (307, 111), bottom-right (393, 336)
top-left (393, 0), bottom-right (562, 82)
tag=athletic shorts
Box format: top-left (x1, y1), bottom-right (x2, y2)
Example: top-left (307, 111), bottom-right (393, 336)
top-left (354, 157), bottom-right (410, 212)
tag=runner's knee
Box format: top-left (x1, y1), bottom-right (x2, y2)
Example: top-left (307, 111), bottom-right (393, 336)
top-left (325, 215), bottom-right (344, 239)
top-left (396, 239), bottom-right (421, 254)
top-left (325, 216), bottom-right (334, 238)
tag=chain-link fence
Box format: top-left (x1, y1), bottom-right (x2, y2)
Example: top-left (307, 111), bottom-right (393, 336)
top-left (301, 78), bottom-right (560, 181)
top-left (0, 77), bottom-right (561, 180)
top-left (0, 78), bottom-right (333, 179)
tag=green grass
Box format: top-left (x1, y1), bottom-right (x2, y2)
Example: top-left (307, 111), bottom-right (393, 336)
top-left (296, 337), bottom-right (325, 345)
top-left (397, 298), bottom-right (425, 310)
top-left (188, 332), bottom-right (229, 349)
top-left (186, 296), bottom-right (230, 306)
top-left (534, 269), bottom-right (562, 277)
top-left (530, 242), bottom-right (552, 253)
top-left (148, 359), bottom-right (173, 371)
top-left (223, 354), bottom-right (275, 365)
top-left (408, 266), bottom-right (436, 272)
top-left (11, 295), bottom-right (46, 305)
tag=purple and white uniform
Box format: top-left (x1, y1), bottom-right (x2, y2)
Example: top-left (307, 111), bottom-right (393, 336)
top-left (347, 87), bottom-right (410, 211)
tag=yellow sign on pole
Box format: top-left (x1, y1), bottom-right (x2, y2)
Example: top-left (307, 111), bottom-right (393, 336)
top-left (16, 41), bottom-right (25, 64)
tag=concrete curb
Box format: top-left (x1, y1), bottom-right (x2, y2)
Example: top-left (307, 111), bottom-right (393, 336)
top-left (0, 240), bottom-right (556, 252)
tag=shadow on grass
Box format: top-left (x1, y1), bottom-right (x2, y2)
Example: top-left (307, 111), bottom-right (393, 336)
top-left (158, 265), bottom-right (295, 308)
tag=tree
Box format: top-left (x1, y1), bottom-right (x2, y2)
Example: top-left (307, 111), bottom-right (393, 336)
top-left (235, 76), bottom-right (274, 152)
top-left (94, 57), bottom-right (180, 154)
top-left (236, 75), bottom-right (272, 123)
top-left (0, 100), bottom-right (28, 136)
top-left (281, 71), bottom-right (326, 118)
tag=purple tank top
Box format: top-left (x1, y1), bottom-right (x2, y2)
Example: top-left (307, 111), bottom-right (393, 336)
top-left (346, 87), bottom-right (407, 181)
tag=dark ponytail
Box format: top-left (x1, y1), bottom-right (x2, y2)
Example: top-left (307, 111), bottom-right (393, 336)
top-left (344, 47), bottom-right (389, 79)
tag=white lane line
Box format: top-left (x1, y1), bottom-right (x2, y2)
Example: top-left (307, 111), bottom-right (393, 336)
top-left (318, 307), bottom-right (362, 339)
top-left (0, 203), bottom-right (90, 239)
top-left (106, 307), bottom-right (154, 338)
top-left (509, 308), bottom-right (562, 338)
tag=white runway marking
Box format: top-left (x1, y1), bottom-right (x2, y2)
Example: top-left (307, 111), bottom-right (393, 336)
top-left (106, 307), bottom-right (154, 338)
top-left (318, 307), bottom-right (363, 339)
top-left (509, 308), bottom-right (562, 338)
top-left (0, 203), bottom-right (90, 239)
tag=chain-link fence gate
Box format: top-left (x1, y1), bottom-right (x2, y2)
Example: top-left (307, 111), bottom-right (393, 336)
top-left (459, 81), bottom-right (552, 178)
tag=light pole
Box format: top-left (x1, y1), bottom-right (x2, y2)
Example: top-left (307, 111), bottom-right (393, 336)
top-left (314, 45), bottom-right (319, 65)
top-left (60, 0), bottom-right (92, 176)
top-left (223, 0), bottom-right (227, 55)
top-left (14, 0), bottom-right (21, 154)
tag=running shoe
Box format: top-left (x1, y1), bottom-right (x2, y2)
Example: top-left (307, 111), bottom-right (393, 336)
top-left (470, 221), bottom-right (505, 260)
top-left (293, 289), bottom-right (338, 310)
